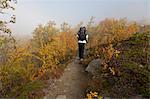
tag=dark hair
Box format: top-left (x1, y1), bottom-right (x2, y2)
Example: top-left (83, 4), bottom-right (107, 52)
top-left (78, 27), bottom-right (82, 34)
top-left (79, 27), bottom-right (83, 32)
top-left (82, 27), bottom-right (86, 30)
top-left (78, 27), bottom-right (86, 34)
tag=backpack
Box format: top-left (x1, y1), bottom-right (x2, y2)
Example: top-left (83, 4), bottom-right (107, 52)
top-left (78, 31), bottom-right (86, 41)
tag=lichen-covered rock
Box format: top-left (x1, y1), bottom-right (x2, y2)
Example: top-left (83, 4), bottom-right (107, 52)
top-left (85, 59), bottom-right (102, 76)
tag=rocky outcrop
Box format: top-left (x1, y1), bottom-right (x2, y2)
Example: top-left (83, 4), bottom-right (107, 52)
top-left (85, 59), bottom-right (102, 76)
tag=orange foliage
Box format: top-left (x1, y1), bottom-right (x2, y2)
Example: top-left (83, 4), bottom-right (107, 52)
top-left (89, 18), bottom-right (139, 47)
top-left (59, 31), bottom-right (77, 54)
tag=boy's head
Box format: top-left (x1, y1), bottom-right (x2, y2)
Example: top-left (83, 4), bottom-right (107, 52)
top-left (80, 27), bottom-right (86, 33)
top-left (82, 27), bottom-right (86, 30)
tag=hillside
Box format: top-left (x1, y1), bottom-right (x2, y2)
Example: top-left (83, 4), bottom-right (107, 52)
top-left (83, 32), bottom-right (149, 98)
top-left (0, 17), bottom-right (149, 98)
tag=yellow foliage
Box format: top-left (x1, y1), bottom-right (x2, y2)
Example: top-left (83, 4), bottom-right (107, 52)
top-left (98, 96), bottom-right (103, 99)
top-left (88, 18), bottom-right (139, 46)
top-left (87, 93), bottom-right (92, 99)
top-left (90, 91), bottom-right (98, 97)
top-left (109, 67), bottom-right (116, 75)
top-left (114, 50), bottom-right (120, 58)
top-left (86, 91), bottom-right (103, 99)
top-left (29, 24), bottom-right (78, 80)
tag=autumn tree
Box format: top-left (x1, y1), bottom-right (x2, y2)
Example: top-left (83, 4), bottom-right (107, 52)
top-left (32, 21), bottom-right (59, 48)
top-left (60, 22), bottom-right (71, 32)
top-left (0, 0), bottom-right (17, 65)
top-left (60, 22), bottom-right (77, 56)
top-left (99, 18), bottom-right (139, 43)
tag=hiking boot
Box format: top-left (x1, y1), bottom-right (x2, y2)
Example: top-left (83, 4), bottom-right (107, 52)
top-left (80, 58), bottom-right (83, 61)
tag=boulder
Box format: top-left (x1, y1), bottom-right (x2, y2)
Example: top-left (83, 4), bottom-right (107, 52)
top-left (85, 59), bottom-right (102, 76)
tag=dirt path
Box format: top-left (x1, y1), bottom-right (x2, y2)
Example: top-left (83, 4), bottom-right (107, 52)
top-left (44, 58), bottom-right (88, 99)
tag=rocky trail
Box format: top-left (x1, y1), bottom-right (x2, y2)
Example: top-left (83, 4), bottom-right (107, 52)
top-left (43, 56), bottom-right (144, 99)
top-left (44, 58), bottom-right (89, 99)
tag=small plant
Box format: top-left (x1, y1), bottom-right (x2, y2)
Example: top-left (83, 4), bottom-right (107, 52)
top-left (86, 91), bottom-right (103, 99)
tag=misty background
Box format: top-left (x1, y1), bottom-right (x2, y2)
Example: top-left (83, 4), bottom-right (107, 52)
top-left (8, 0), bottom-right (150, 38)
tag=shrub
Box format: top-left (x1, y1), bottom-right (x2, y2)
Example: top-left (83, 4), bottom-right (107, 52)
top-left (0, 21), bottom-right (78, 98)
top-left (85, 32), bottom-right (149, 98)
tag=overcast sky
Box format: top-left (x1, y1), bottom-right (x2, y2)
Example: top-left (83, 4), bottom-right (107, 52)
top-left (9, 0), bottom-right (150, 37)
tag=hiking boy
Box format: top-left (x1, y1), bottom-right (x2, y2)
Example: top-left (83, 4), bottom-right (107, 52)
top-left (77, 27), bottom-right (88, 61)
